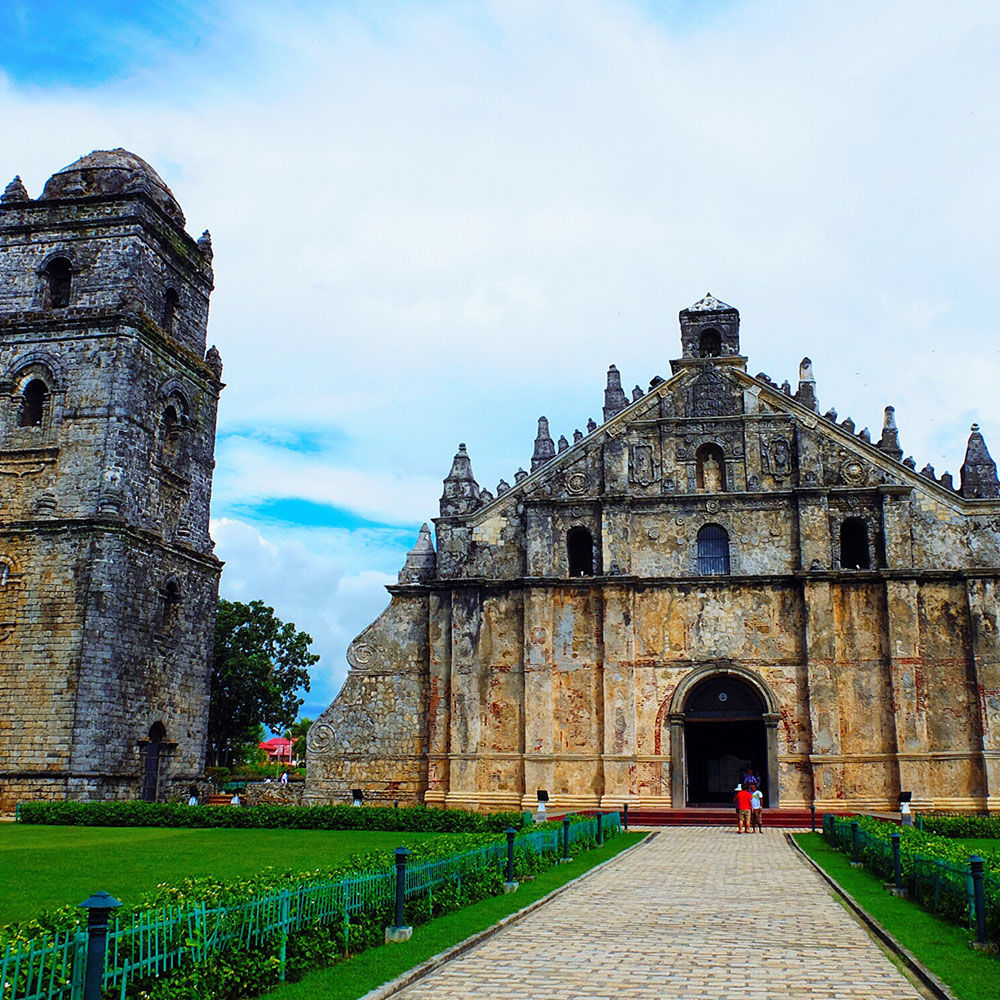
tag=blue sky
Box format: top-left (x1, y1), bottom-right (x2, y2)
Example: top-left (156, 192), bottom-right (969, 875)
top-left (3, 0), bottom-right (999, 719)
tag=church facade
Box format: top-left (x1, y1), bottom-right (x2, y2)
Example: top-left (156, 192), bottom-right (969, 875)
top-left (0, 151), bottom-right (223, 811)
top-left (309, 295), bottom-right (1000, 815)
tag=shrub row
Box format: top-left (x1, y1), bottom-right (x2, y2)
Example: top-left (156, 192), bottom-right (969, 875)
top-left (17, 799), bottom-right (525, 833)
top-left (2, 815), bottom-right (616, 1000)
top-left (918, 814), bottom-right (1000, 839)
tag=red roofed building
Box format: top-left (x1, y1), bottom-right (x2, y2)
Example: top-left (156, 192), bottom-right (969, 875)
top-left (259, 737), bottom-right (293, 764)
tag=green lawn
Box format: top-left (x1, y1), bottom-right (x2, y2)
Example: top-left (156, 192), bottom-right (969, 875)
top-left (0, 826), bottom-right (439, 925)
top-left (262, 832), bottom-right (647, 1000)
top-left (794, 833), bottom-right (1000, 1000)
top-left (951, 838), bottom-right (1000, 855)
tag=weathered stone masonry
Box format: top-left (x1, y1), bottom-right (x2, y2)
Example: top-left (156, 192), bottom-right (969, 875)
top-left (309, 297), bottom-right (1000, 815)
top-left (0, 151), bottom-right (223, 811)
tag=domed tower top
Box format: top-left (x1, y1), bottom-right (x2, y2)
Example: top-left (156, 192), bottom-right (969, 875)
top-left (40, 149), bottom-right (185, 226)
top-left (678, 292), bottom-right (741, 359)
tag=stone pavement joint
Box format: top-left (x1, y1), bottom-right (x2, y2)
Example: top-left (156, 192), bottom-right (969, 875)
top-left (389, 828), bottom-right (925, 1000)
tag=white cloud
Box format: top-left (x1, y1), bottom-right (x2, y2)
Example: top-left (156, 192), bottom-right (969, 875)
top-left (4, 0), bottom-right (1000, 713)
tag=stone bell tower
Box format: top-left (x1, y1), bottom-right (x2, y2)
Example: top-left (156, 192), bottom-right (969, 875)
top-left (0, 150), bottom-right (224, 809)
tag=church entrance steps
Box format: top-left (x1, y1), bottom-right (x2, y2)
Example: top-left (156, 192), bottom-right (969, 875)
top-left (388, 827), bottom-right (923, 999)
top-left (553, 807), bottom-right (845, 828)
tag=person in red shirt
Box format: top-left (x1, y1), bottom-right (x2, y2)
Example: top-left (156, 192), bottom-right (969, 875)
top-left (735, 785), bottom-right (753, 833)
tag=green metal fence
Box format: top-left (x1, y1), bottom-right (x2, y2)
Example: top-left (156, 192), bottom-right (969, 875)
top-left (1, 812), bottom-right (619, 1000)
top-left (822, 814), bottom-right (999, 941)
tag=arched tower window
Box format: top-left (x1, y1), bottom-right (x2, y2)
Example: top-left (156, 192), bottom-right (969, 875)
top-left (43, 258), bottom-right (72, 309)
top-left (567, 526), bottom-right (594, 577)
top-left (159, 395), bottom-right (188, 464)
top-left (840, 517), bottom-right (870, 569)
top-left (697, 523), bottom-right (730, 575)
top-left (696, 443), bottom-right (726, 492)
top-left (19, 379), bottom-right (49, 427)
top-left (162, 288), bottom-right (179, 333)
top-left (699, 329), bottom-right (722, 357)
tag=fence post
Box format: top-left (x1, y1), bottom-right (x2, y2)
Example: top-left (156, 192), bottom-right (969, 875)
top-left (891, 832), bottom-right (903, 893)
top-left (970, 856), bottom-right (988, 946)
top-left (385, 847), bottom-right (412, 943)
top-left (278, 888), bottom-right (290, 981)
top-left (850, 820), bottom-right (860, 864)
top-left (810, 804), bottom-right (816, 833)
top-left (502, 827), bottom-right (519, 892)
top-left (596, 811), bottom-right (604, 845)
top-left (561, 817), bottom-right (571, 862)
top-left (78, 891), bottom-right (122, 1000)
top-left (623, 803), bottom-right (629, 830)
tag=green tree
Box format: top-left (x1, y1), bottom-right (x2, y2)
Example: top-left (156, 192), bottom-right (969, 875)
top-left (208, 599), bottom-right (318, 761)
top-left (284, 717), bottom-right (313, 763)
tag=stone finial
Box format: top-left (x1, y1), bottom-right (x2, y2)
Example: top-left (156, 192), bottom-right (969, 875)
top-left (921, 463), bottom-right (936, 479)
top-left (204, 345), bottom-right (223, 380)
top-left (632, 385), bottom-right (644, 401)
top-left (531, 416), bottom-right (556, 472)
top-left (939, 471), bottom-right (955, 491)
top-left (573, 429), bottom-right (583, 443)
top-left (514, 467), bottom-right (528, 483)
top-left (557, 435), bottom-right (569, 453)
top-left (903, 456), bottom-right (916, 469)
top-left (1, 175), bottom-right (29, 204)
top-left (649, 376), bottom-right (664, 389)
top-left (586, 418), bottom-right (597, 433)
top-left (398, 523), bottom-right (436, 583)
top-left (841, 417), bottom-right (855, 434)
top-left (496, 478), bottom-right (510, 495)
top-left (603, 365), bottom-right (628, 422)
top-left (960, 423), bottom-right (999, 498)
top-left (780, 380), bottom-right (792, 396)
top-left (859, 427), bottom-right (871, 443)
top-left (823, 408), bottom-right (838, 423)
top-left (796, 357), bottom-right (818, 412)
top-left (877, 406), bottom-right (903, 461)
top-left (440, 443), bottom-right (480, 515)
top-left (478, 488), bottom-right (494, 506)
top-left (197, 229), bottom-right (214, 259)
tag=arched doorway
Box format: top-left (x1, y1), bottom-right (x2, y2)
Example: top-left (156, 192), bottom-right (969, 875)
top-left (667, 666), bottom-right (780, 808)
top-left (141, 722), bottom-right (166, 802)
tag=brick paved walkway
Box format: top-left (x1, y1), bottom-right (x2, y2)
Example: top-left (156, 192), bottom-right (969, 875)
top-left (392, 828), bottom-right (923, 1000)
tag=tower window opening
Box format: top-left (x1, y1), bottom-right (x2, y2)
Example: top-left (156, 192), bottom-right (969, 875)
top-left (19, 379), bottom-right (49, 427)
top-left (162, 288), bottom-right (179, 333)
top-left (697, 523), bottom-right (730, 575)
top-left (840, 517), bottom-right (870, 569)
top-left (699, 329), bottom-right (722, 357)
top-left (567, 526), bottom-right (594, 577)
top-left (43, 258), bottom-right (72, 309)
top-left (160, 580), bottom-right (181, 634)
top-left (696, 443), bottom-right (726, 492)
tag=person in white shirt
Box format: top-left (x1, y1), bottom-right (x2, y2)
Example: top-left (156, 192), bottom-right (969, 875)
top-left (749, 783), bottom-right (764, 833)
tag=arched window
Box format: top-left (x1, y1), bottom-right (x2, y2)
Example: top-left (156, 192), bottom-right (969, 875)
top-left (697, 523), bottom-right (730, 575)
top-left (162, 288), bottom-right (179, 333)
top-left (19, 379), bottom-right (48, 427)
top-left (159, 396), bottom-right (187, 463)
top-left (567, 526), bottom-right (594, 577)
top-left (840, 517), bottom-right (870, 569)
top-left (696, 443), bottom-right (726, 492)
top-left (699, 329), bottom-right (722, 357)
top-left (43, 258), bottom-right (72, 309)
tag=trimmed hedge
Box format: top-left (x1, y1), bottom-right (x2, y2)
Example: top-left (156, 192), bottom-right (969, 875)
top-left (918, 814), bottom-right (1000, 839)
top-left (16, 800), bottom-right (524, 833)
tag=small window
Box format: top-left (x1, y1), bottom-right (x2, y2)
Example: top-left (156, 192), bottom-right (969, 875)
top-left (840, 517), bottom-right (870, 569)
top-left (160, 580), bottom-right (181, 633)
top-left (567, 527), bottom-right (594, 577)
top-left (43, 258), bottom-right (72, 309)
top-left (696, 443), bottom-right (726, 492)
top-left (699, 329), bottom-right (722, 357)
top-left (19, 379), bottom-right (49, 427)
top-left (697, 523), bottom-right (730, 575)
top-left (0, 562), bottom-right (9, 587)
top-left (162, 288), bottom-right (179, 333)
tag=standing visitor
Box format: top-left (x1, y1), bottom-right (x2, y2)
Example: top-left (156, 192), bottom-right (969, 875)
top-left (735, 784), bottom-right (752, 833)
top-left (749, 783), bottom-right (763, 833)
